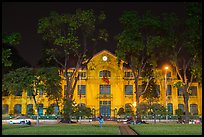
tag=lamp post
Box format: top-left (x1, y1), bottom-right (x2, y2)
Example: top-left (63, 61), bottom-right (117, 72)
top-left (114, 107), bottom-right (117, 121)
top-left (79, 69), bottom-right (82, 124)
top-left (164, 66), bottom-right (169, 123)
top-left (133, 102), bottom-right (136, 122)
top-left (92, 107), bottom-right (95, 121)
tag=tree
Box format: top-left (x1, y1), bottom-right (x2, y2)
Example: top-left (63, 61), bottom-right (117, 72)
top-left (115, 11), bottom-right (163, 122)
top-left (175, 108), bottom-right (184, 122)
top-left (136, 102), bottom-right (149, 116)
top-left (160, 2), bottom-right (202, 124)
top-left (2, 32), bottom-right (21, 67)
top-left (41, 68), bottom-right (62, 114)
top-left (141, 63), bottom-right (161, 108)
top-left (117, 107), bottom-right (125, 118)
top-left (2, 67), bottom-right (62, 126)
top-left (37, 9), bottom-right (108, 123)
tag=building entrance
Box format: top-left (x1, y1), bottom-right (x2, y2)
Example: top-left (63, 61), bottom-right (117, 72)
top-left (99, 101), bottom-right (111, 119)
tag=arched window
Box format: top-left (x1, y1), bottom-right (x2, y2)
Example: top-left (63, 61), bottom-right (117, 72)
top-left (2, 104), bottom-right (9, 114)
top-left (125, 103), bottom-right (133, 115)
top-left (178, 104), bottom-right (184, 112)
top-left (51, 103), bottom-right (59, 115)
top-left (168, 103), bottom-right (173, 114)
top-left (27, 104), bottom-right (33, 115)
top-left (99, 70), bottom-right (111, 77)
top-left (38, 104), bottom-right (43, 116)
top-left (14, 104), bottom-right (22, 114)
top-left (190, 104), bottom-right (198, 115)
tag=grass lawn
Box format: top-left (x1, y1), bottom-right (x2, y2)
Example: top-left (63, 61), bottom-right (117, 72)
top-left (130, 123), bottom-right (202, 135)
top-left (2, 124), bottom-right (120, 135)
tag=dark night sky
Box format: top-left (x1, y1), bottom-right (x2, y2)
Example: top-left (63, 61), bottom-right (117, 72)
top-left (2, 2), bottom-right (187, 66)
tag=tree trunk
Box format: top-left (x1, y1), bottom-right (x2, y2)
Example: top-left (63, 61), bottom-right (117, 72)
top-left (183, 86), bottom-right (190, 124)
top-left (32, 94), bottom-right (39, 126)
top-left (135, 78), bottom-right (142, 123)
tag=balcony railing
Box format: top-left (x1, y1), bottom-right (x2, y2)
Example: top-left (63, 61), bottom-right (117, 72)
top-left (123, 77), bottom-right (134, 80)
top-left (97, 94), bottom-right (113, 99)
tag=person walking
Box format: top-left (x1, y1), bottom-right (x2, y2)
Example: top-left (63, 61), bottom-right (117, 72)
top-left (97, 115), bottom-right (104, 128)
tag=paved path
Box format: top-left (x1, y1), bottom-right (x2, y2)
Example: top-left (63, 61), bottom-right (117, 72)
top-left (119, 125), bottom-right (138, 135)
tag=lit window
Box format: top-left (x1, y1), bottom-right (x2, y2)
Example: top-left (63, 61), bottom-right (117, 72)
top-left (177, 87), bottom-right (183, 96)
top-left (190, 104), bottom-right (198, 115)
top-left (189, 86), bottom-right (197, 96)
top-left (167, 85), bottom-right (172, 95)
top-left (2, 104), bottom-right (9, 114)
top-left (27, 104), bottom-right (33, 115)
top-left (168, 103), bottom-right (173, 114)
top-left (14, 104), bottom-right (22, 114)
top-left (100, 85), bottom-right (110, 94)
top-left (178, 104), bottom-right (184, 112)
top-left (99, 70), bottom-right (111, 77)
top-left (124, 72), bottom-right (133, 77)
top-left (27, 90), bottom-right (33, 96)
top-left (167, 72), bottom-right (171, 77)
top-left (79, 72), bottom-right (86, 78)
top-left (78, 85), bottom-right (86, 95)
top-left (125, 85), bottom-right (133, 95)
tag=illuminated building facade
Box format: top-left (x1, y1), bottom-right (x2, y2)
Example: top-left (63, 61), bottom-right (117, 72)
top-left (2, 50), bottom-right (202, 118)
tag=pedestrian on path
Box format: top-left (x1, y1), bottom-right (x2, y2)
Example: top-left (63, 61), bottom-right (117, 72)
top-left (97, 115), bottom-right (104, 128)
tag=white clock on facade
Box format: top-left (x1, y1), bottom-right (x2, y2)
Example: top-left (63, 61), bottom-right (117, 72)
top-left (102, 56), bottom-right (108, 61)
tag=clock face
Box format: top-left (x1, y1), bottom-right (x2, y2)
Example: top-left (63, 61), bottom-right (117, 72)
top-left (102, 56), bottom-right (108, 61)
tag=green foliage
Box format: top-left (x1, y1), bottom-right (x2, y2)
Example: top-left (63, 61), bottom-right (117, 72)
top-left (27, 108), bottom-right (34, 115)
top-left (175, 108), bottom-right (184, 116)
top-left (2, 67), bottom-right (62, 100)
top-left (150, 103), bottom-right (166, 116)
top-left (125, 104), bottom-right (133, 115)
top-left (2, 32), bottom-right (21, 45)
top-left (116, 10), bottom-right (163, 69)
top-left (137, 103), bottom-right (149, 115)
top-left (2, 49), bottom-right (12, 67)
top-left (117, 107), bottom-right (125, 116)
top-left (73, 105), bottom-right (92, 119)
top-left (2, 32), bottom-right (21, 67)
top-left (37, 9), bottom-right (108, 123)
top-left (37, 11), bottom-right (80, 56)
top-left (46, 106), bottom-right (55, 115)
top-left (173, 81), bottom-right (184, 88)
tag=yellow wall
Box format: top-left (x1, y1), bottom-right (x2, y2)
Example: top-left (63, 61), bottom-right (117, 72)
top-left (2, 50), bottom-right (202, 117)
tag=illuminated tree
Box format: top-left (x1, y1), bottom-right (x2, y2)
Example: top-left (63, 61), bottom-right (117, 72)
top-left (160, 2), bottom-right (202, 123)
top-left (2, 67), bottom-right (61, 126)
top-left (116, 11), bottom-right (163, 122)
top-left (37, 9), bottom-right (108, 123)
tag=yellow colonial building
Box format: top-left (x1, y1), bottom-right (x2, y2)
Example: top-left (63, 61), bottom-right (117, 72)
top-left (2, 50), bottom-right (202, 118)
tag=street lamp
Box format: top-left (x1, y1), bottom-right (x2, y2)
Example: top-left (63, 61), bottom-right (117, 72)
top-left (164, 66), bottom-right (169, 123)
